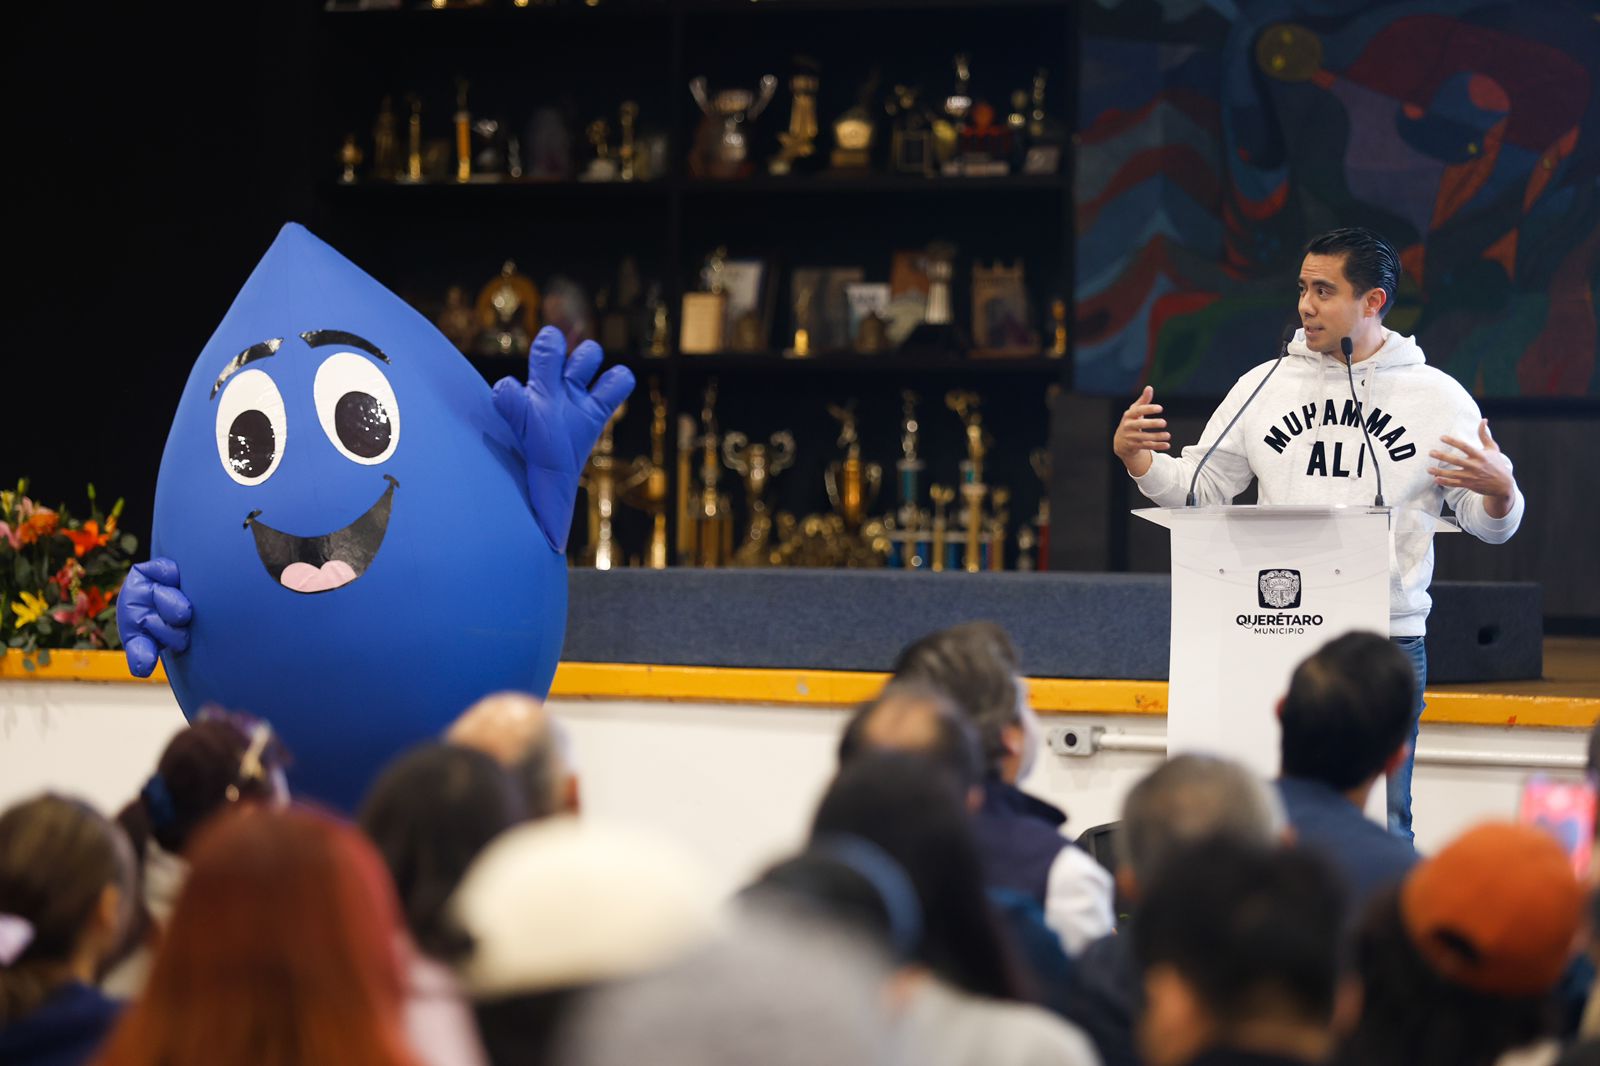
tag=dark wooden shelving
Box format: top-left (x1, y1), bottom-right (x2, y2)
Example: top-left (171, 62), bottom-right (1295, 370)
top-left (674, 352), bottom-right (1066, 374)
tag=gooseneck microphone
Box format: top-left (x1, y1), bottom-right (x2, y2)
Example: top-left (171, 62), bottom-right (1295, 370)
top-left (1340, 336), bottom-right (1386, 507)
top-left (1186, 322), bottom-right (1298, 507)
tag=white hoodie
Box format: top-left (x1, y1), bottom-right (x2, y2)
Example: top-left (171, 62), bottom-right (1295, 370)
top-left (1132, 329), bottom-right (1524, 636)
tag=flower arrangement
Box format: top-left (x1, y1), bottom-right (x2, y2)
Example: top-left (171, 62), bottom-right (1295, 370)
top-left (1, 480), bottom-right (138, 668)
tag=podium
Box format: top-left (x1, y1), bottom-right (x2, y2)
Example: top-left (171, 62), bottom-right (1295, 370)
top-left (1134, 505), bottom-right (1392, 780)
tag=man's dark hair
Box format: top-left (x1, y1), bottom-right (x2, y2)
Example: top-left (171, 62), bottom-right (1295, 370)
top-left (1280, 632), bottom-right (1415, 791)
top-left (837, 679), bottom-right (984, 793)
top-left (890, 622), bottom-right (1021, 772)
top-left (1133, 836), bottom-right (1345, 1030)
top-left (1304, 227), bottom-right (1401, 319)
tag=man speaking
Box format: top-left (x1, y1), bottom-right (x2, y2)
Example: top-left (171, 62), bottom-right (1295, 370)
top-left (1112, 227), bottom-right (1524, 841)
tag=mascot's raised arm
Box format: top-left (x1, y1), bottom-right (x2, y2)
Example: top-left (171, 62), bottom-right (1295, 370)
top-left (117, 223), bottom-right (633, 809)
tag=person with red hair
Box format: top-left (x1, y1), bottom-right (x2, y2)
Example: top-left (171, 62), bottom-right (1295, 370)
top-left (92, 807), bottom-right (420, 1066)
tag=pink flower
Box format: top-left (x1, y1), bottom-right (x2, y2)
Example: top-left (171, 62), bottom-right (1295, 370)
top-left (0, 521), bottom-right (18, 550)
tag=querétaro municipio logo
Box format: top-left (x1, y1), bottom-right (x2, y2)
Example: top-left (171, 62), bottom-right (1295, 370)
top-left (1258, 569), bottom-right (1302, 610)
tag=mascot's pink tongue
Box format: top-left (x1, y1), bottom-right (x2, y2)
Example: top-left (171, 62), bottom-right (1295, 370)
top-left (279, 560), bottom-right (358, 593)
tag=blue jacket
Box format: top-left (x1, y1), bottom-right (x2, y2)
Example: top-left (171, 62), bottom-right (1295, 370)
top-left (1278, 776), bottom-right (1418, 910)
top-left (0, 982), bottom-right (122, 1066)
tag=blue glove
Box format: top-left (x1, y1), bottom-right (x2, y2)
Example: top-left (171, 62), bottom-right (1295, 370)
top-left (117, 557), bottom-right (193, 677)
top-left (492, 326), bottom-right (636, 553)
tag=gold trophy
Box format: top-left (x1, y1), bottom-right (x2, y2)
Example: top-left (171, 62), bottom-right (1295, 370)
top-left (405, 93), bottom-right (424, 183)
top-left (770, 68), bottom-right (820, 176)
top-left (929, 484), bottom-right (954, 573)
top-left (829, 77), bottom-right (878, 173)
top-left (947, 390), bottom-right (989, 573)
top-left (894, 390), bottom-right (928, 569)
top-left (686, 381), bottom-right (734, 567)
top-left (475, 262), bottom-right (540, 358)
top-left (338, 134), bottom-right (363, 184)
top-left (1049, 297), bottom-right (1069, 357)
top-left (987, 486), bottom-right (1010, 572)
top-left (824, 402), bottom-right (882, 533)
top-left (619, 379), bottom-right (671, 569)
top-left (723, 429), bottom-right (796, 566)
top-left (454, 79), bottom-right (472, 183)
top-left (373, 96), bottom-right (400, 181)
top-left (618, 101), bottom-right (639, 181)
top-left (579, 402), bottom-right (651, 570)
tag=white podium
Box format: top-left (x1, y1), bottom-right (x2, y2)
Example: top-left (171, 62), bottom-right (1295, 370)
top-left (1134, 505), bottom-right (1392, 780)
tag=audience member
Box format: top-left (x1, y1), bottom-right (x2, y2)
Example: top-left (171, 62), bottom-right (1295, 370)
top-left (810, 752), bottom-right (1101, 1066)
top-left (0, 795), bottom-right (134, 1066)
top-left (105, 709), bottom-right (290, 995)
top-left (1063, 754), bottom-right (1287, 1066)
top-left (839, 678), bottom-right (1075, 1012)
top-left (93, 806), bottom-right (419, 1066)
top-left (1134, 837), bottom-right (1346, 1066)
top-left (447, 693), bottom-right (578, 819)
top-left (449, 817), bottom-right (718, 1066)
top-left (555, 905), bottom-right (898, 1066)
top-left (1336, 822), bottom-right (1584, 1066)
top-left (1277, 632), bottom-right (1419, 908)
top-left (892, 621), bottom-right (1114, 954)
top-left (360, 743), bottom-right (526, 1066)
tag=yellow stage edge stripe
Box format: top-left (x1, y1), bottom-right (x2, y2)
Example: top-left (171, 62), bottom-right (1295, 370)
top-left (4, 651), bottom-right (1596, 730)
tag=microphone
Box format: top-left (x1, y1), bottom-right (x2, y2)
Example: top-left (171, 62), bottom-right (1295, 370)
top-left (1340, 336), bottom-right (1386, 507)
top-left (1186, 321), bottom-right (1298, 507)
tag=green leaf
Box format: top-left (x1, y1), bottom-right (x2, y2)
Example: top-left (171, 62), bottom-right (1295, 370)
top-left (21, 656), bottom-right (34, 671)
top-left (36, 618), bottom-right (53, 636)
top-left (37, 648), bottom-right (51, 667)
top-left (120, 534), bottom-right (138, 554)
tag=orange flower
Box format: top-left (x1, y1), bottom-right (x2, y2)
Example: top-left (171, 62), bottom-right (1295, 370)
top-left (63, 520), bottom-right (110, 557)
top-left (16, 509), bottom-right (58, 546)
top-left (83, 586), bottom-right (109, 618)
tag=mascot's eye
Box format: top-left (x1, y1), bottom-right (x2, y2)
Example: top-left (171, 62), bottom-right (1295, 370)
top-left (314, 351), bottom-right (400, 465)
top-left (214, 369), bottom-right (287, 486)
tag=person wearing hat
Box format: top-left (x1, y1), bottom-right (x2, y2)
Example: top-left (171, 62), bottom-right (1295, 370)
top-left (1336, 822), bottom-right (1586, 1066)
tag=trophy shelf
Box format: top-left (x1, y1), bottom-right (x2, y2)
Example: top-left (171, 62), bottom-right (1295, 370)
top-left (677, 174), bottom-right (1068, 195)
top-left (672, 353), bottom-right (1067, 375)
top-left (325, 179), bottom-right (672, 199)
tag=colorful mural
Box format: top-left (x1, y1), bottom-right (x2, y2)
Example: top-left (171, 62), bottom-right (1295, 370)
top-left (1075, 0), bottom-right (1600, 398)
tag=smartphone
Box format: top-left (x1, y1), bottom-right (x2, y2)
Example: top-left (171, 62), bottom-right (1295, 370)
top-left (1517, 774), bottom-right (1597, 878)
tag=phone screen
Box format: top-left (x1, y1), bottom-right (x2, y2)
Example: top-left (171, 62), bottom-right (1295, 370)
top-left (1518, 774), bottom-right (1597, 878)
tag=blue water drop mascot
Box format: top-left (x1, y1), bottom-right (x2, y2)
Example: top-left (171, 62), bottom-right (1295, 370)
top-left (118, 223), bottom-right (634, 809)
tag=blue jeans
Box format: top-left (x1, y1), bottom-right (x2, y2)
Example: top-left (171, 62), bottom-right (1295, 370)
top-left (1387, 634), bottom-right (1428, 842)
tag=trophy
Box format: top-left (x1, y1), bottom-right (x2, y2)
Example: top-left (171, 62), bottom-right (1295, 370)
top-left (928, 484), bottom-right (954, 573)
top-left (681, 246), bottom-right (729, 355)
top-left (579, 402), bottom-right (652, 570)
top-left (933, 54), bottom-right (973, 167)
top-left (618, 379), bottom-right (671, 569)
top-left (582, 118), bottom-right (618, 182)
top-left (1024, 68), bottom-right (1064, 175)
top-left (1049, 297), bottom-right (1069, 357)
top-left (646, 282), bottom-right (670, 358)
top-left (829, 74), bottom-right (879, 172)
top-left (372, 96), bottom-right (400, 181)
top-left (770, 64), bottom-right (820, 176)
top-left (454, 79), bottom-right (472, 183)
top-left (947, 390), bottom-right (989, 573)
top-left (676, 411), bottom-right (696, 564)
top-left (338, 134), bottom-right (363, 184)
top-left (723, 429), bottom-right (796, 566)
top-left (891, 390), bottom-right (928, 568)
top-left (898, 242), bottom-right (968, 357)
top-left (987, 486), bottom-right (1010, 572)
top-left (618, 101), bottom-right (639, 181)
top-left (474, 261), bottom-right (540, 358)
top-left (887, 84), bottom-right (933, 176)
top-left (689, 74), bottom-right (778, 180)
top-left (824, 402), bottom-right (882, 533)
top-left (436, 285), bottom-right (478, 352)
top-left (1016, 525), bottom-right (1038, 572)
top-left (686, 381), bottom-right (734, 567)
top-left (1030, 446), bottom-right (1052, 572)
top-left (405, 93), bottom-right (423, 183)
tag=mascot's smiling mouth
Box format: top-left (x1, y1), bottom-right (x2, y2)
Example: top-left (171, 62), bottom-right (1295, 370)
top-left (244, 475), bottom-right (398, 594)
